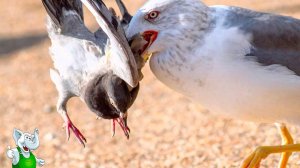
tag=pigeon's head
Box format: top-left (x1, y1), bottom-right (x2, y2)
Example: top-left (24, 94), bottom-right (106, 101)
top-left (84, 72), bottom-right (134, 120)
top-left (126, 0), bottom-right (209, 56)
top-left (84, 72), bottom-right (139, 138)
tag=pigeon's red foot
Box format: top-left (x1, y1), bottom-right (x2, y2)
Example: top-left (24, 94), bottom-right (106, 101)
top-left (111, 117), bottom-right (130, 139)
top-left (64, 119), bottom-right (87, 147)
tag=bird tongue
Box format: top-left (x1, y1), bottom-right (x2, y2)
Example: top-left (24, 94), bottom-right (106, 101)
top-left (111, 117), bottom-right (130, 139)
top-left (141, 30), bottom-right (158, 55)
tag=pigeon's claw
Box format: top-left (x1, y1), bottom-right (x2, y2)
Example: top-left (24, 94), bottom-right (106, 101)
top-left (116, 117), bottom-right (130, 139)
top-left (65, 120), bottom-right (87, 147)
top-left (111, 119), bottom-right (116, 137)
top-left (111, 117), bottom-right (130, 139)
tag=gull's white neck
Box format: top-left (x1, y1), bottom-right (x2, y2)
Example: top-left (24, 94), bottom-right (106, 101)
top-left (149, 7), bottom-right (214, 97)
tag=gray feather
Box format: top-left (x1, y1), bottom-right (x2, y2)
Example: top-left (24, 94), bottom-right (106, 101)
top-left (222, 6), bottom-right (300, 75)
top-left (81, 0), bottom-right (139, 87)
top-left (115, 0), bottom-right (132, 27)
top-left (43, 0), bottom-right (107, 97)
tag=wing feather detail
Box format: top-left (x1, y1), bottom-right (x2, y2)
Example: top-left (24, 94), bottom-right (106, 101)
top-left (81, 0), bottom-right (139, 87)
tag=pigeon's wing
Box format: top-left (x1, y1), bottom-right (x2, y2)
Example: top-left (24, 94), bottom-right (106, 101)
top-left (115, 0), bottom-right (132, 27)
top-left (42, 0), bottom-right (84, 27)
top-left (81, 0), bottom-right (139, 87)
top-left (42, 0), bottom-right (107, 96)
top-left (220, 6), bottom-right (300, 76)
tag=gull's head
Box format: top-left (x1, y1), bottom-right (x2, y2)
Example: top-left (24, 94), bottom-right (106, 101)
top-left (126, 0), bottom-right (208, 55)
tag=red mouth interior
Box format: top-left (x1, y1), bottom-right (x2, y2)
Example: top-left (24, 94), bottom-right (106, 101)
top-left (141, 30), bottom-right (158, 55)
top-left (23, 146), bottom-right (29, 151)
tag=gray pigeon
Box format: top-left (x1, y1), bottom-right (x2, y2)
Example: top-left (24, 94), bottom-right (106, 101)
top-left (42, 0), bottom-right (140, 147)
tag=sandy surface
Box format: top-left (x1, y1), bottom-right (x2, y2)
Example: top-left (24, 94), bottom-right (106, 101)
top-left (1, 0), bottom-right (300, 167)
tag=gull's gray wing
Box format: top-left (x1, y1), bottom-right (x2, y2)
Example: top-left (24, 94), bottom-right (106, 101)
top-left (42, 0), bottom-right (107, 96)
top-left (220, 6), bottom-right (300, 76)
top-left (81, 0), bottom-right (139, 87)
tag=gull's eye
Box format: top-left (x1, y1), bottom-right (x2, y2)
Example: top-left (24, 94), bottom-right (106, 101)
top-left (145, 11), bottom-right (160, 21)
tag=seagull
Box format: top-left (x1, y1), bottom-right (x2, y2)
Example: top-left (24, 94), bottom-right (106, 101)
top-left (41, 0), bottom-right (140, 147)
top-left (126, 0), bottom-right (300, 167)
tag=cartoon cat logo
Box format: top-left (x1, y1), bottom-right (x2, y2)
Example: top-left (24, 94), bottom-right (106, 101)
top-left (6, 128), bottom-right (45, 168)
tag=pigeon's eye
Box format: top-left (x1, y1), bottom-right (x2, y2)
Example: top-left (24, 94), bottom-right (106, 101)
top-left (109, 98), bottom-right (117, 107)
top-left (145, 11), bottom-right (160, 21)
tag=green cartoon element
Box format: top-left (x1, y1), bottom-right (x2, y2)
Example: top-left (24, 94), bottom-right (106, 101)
top-left (6, 129), bottom-right (45, 168)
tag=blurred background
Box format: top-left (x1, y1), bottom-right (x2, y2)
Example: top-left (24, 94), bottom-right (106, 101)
top-left (0, 0), bottom-right (300, 167)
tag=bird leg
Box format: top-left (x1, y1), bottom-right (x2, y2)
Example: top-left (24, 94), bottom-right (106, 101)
top-left (241, 124), bottom-right (299, 168)
top-left (111, 116), bottom-right (130, 139)
top-left (276, 123), bottom-right (294, 168)
top-left (57, 102), bottom-right (87, 147)
top-left (111, 119), bottom-right (116, 137)
top-left (64, 114), bottom-right (87, 147)
top-left (241, 144), bottom-right (300, 168)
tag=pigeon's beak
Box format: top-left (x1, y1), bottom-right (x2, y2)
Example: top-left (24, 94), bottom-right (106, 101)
top-left (120, 112), bottom-right (130, 132)
top-left (111, 112), bottom-right (130, 139)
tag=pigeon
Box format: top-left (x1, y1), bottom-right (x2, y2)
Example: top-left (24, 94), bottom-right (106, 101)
top-left (42, 0), bottom-right (140, 147)
top-left (126, 0), bottom-right (300, 167)
top-left (115, 0), bottom-right (132, 27)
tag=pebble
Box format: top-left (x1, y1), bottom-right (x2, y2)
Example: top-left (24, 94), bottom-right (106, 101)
top-left (44, 133), bottom-right (56, 141)
top-left (43, 104), bottom-right (55, 113)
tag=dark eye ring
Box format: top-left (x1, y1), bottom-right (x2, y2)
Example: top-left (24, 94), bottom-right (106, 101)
top-left (146, 11), bottom-right (160, 20)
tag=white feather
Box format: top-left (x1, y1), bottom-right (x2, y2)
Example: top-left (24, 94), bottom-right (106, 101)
top-left (128, 1), bottom-right (300, 126)
top-left (49, 34), bottom-right (106, 95)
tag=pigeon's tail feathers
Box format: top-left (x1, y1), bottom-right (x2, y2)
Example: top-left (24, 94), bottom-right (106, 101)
top-left (115, 0), bottom-right (132, 26)
top-left (42, 0), bottom-right (83, 28)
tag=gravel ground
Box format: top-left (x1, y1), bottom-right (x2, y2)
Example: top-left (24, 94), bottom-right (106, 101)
top-left (0, 0), bottom-right (300, 167)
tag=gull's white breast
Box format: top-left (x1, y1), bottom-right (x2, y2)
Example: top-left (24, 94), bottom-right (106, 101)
top-left (149, 24), bottom-right (300, 125)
